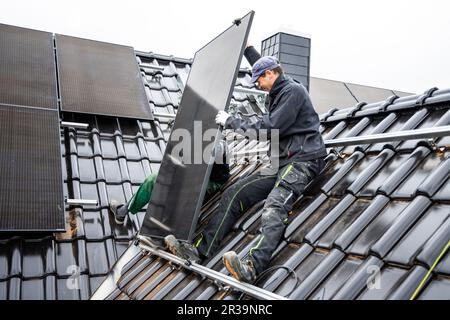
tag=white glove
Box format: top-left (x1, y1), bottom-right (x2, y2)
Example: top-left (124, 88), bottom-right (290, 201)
top-left (215, 110), bottom-right (231, 126)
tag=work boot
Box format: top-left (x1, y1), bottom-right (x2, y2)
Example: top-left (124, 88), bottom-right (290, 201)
top-left (164, 235), bottom-right (202, 263)
top-left (109, 200), bottom-right (128, 225)
top-left (223, 251), bottom-right (256, 283)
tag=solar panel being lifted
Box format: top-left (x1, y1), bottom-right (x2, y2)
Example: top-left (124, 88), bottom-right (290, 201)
top-left (140, 12), bottom-right (254, 245)
top-left (0, 24), bottom-right (58, 109)
top-left (0, 105), bottom-right (64, 231)
top-left (56, 34), bottom-right (152, 120)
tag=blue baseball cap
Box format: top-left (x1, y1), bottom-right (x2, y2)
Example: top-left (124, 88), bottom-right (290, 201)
top-left (250, 56), bottom-right (281, 83)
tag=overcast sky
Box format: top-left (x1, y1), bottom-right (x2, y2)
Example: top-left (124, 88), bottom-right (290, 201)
top-left (1, 0), bottom-right (449, 93)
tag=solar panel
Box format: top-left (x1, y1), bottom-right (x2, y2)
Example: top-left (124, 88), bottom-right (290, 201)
top-left (140, 12), bottom-right (254, 244)
top-left (56, 34), bottom-right (152, 120)
top-left (0, 105), bottom-right (64, 231)
top-left (0, 23), bottom-right (58, 109)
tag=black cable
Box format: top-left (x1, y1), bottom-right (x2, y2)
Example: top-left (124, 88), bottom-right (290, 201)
top-left (237, 265), bottom-right (299, 300)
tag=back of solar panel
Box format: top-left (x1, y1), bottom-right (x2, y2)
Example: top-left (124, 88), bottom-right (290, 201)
top-left (139, 12), bottom-right (254, 244)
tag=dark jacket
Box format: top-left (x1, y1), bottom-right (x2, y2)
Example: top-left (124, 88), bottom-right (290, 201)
top-left (224, 46), bottom-right (327, 167)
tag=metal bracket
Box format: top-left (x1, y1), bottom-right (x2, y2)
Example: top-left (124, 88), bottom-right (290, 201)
top-left (427, 138), bottom-right (437, 151)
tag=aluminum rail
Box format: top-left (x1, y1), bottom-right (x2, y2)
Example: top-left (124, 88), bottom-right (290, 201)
top-left (140, 64), bottom-right (165, 71)
top-left (61, 121), bottom-right (89, 130)
top-left (234, 87), bottom-right (268, 96)
top-left (137, 236), bottom-right (288, 300)
top-left (66, 199), bottom-right (98, 206)
top-left (324, 125), bottom-right (450, 147)
top-left (230, 126), bottom-right (450, 155)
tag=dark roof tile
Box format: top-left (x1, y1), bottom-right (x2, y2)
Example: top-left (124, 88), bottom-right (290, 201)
top-left (290, 249), bottom-right (345, 299)
top-left (368, 109), bottom-right (428, 152)
top-left (346, 148), bottom-right (396, 195)
top-left (386, 204), bottom-right (450, 266)
top-left (259, 243), bottom-right (313, 292)
top-left (435, 251), bottom-right (450, 276)
top-left (363, 147), bottom-right (430, 197)
top-left (22, 239), bottom-right (55, 278)
top-left (356, 266), bottom-right (408, 300)
top-left (56, 274), bottom-right (90, 300)
top-left (431, 173), bottom-right (450, 201)
top-left (0, 238), bottom-right (22, 280)
top-left (285, 195), bottom-right (338, 243)
top-left (387, 265), bottom-right (428, 300)
top-left (133, 265), bottom-right (177, 300)
top-left (304, 194), bottom-right (356, 244)
top-left (418, 277), bottom-right (450, 300)
top-left (347, 113), bottom-right (397, 153)
top-left (345, 200), bottom-right (407, 256)
top-left (391, 152), bottom-right (448, 198)
top-left (165, 274), bottom-right (202, 300)
top-left (125, 258), bottom-right (166, 298)
top-left (274, 248), bottom-right (327, 297)
top-left (416, 218), bottom-right (450, 269)
top-left (370, 195), bottom-right (431, 258)
top-left (417, 155), bottom-right (450, 197)
top-left (317, 198), bottom-right (371, 249)
top-left (55, 240), bottom-right (88, 276)
top-left (309, 256), bottom-right (363, 300)
top-left (320, 152), bottom-right (365, 195)
top-left (399, 108), bottom-right (450, 150)
top-left (86, 241), bottom-right (112, 275)
top-left (333, 256), bottom-right (383, 300)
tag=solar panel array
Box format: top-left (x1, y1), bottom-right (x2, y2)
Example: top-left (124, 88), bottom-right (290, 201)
top-left (56, 34), bottom-right (152, 120)
top-left (0, 24), bottom-right (58, 109)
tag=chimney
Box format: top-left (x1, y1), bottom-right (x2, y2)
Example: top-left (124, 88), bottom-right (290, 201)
top-left (261, 29), bottom-right (311, 91)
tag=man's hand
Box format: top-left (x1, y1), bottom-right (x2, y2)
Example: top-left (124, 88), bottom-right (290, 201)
top-left (215, 111), bottom-right (230, 126)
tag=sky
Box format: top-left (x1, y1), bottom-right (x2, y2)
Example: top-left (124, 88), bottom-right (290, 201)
top-left (1, 0), bottom-right (449, 93)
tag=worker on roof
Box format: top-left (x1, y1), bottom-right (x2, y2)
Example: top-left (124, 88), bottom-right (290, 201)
top-left (109, 160), bottom-right (230, 225)
top-left (164, 44), bottom-right (327, 283)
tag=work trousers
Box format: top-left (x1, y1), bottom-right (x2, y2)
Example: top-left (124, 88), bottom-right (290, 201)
top-left (196, 158), bottom-right (325, 274)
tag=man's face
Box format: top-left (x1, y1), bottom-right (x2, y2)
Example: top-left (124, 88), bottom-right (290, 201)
top-left (256, 70), bottom-right (278, 92)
